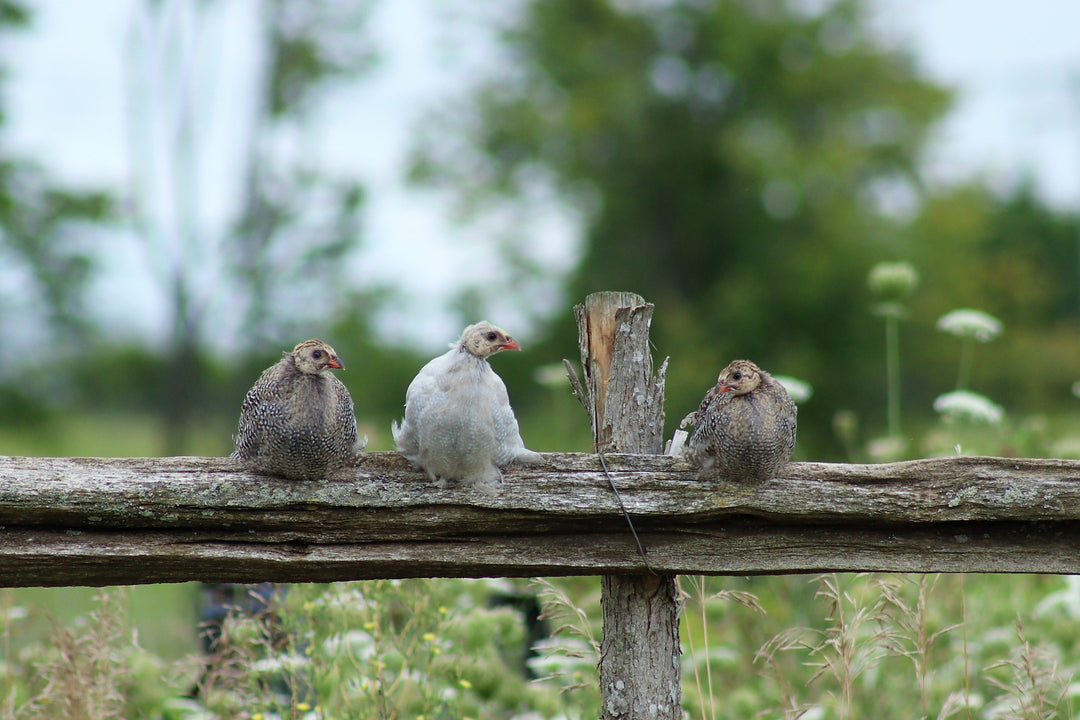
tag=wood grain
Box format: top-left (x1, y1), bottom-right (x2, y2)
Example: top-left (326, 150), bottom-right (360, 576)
top-left (0, 452), bottom-right (1077, 586)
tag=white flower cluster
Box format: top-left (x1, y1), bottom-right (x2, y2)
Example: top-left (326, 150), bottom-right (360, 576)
top-left (936, 309), bottom-right (1002, 342)
top-left (933, 390), bottom-right (1004, 425)
top-left (868, 261), bottom-right (919, 298)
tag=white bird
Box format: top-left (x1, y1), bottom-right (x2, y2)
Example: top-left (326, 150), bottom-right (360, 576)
top-left (392, 321), bottom-right (543, 489)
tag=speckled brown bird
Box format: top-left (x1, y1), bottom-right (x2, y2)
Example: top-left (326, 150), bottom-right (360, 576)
top-left (683, 359), bottom-right (797, 482)
top-left (232, 339), bottom-right (366, 480)
top-left (392, 321), bottom-right (543, 490)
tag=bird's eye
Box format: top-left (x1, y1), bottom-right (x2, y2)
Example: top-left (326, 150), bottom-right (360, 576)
top-left (485, 332), bottom-right (498, 341)
top-left (313, 350), bottom-right (323, 359)
top-left (732, 371), bottom-right (742, 380)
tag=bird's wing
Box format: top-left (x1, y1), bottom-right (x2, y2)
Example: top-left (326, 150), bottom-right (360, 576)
top-left (395, 351), bottom-right (456, 454)
top-left (330, 376), bottom-right (365, 455)
top-left (483, 367), bottom-right (533, 464)
top-left (232, 363), bottom-right (290, 455)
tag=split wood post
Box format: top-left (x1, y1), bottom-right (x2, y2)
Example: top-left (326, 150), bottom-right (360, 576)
top-left (568, 291), bottom-right (679, 720)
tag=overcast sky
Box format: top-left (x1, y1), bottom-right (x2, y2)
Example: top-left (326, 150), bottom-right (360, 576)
top-left (4, 0), bottom-right (1080, 349)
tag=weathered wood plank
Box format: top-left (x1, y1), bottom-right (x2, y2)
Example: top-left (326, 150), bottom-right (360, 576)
top-left (1, 519), bottom-right (1077, 586)
top-left (2, 453), bottom-right (1079, 527)
top-left (0, 452), bottom-right (1078, 586)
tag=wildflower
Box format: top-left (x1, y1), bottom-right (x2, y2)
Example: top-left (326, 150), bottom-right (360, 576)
top-left (936, 309), bottom-right (1002, 342)
top-left (459, 679), bottom-right (472, 689)
top-left (774, 375), bottom-right (812, 404)
top-left (933, 390), bottom-right (1004, 425)
top-left (422, 632), bottom-right (437, 642)
top-left (868, 261), bottom-right (919, 300)
top-left (322, 630), bottom-right (375, 660)
top-left (1034, 576), bottom-right (1080, 621)
top-left (249, 653), bottom-right (312, 676)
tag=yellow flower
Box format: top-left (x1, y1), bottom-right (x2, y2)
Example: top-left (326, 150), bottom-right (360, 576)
top-left (422, 632), bottom-right (436, 642)
top-left (297, 702), bottom-right (311, 711)
top-left (459, 679), bottom-right (472, 689)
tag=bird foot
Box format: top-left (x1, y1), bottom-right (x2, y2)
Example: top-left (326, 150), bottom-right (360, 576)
top-left (513, 449), bottom-right (545, 466)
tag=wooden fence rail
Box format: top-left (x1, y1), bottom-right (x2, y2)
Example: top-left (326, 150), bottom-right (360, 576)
top-left (1, 452), bottom-right (1078, 587)
top-left (5, 291), bottom-right (1075, 720)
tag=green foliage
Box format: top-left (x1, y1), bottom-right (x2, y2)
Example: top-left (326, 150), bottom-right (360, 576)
top-left (0, 6), bottom-right (111, 442)
top-left (411, 0), bottom-right (957, 455)
top-left (7, 575), bottom-right (1080, 720)
top-left (192, 579), bottom-right (580, 719)
top-left (0, 5), bottom-right (113, 345)
top-left (409, 0), bottom-right (1080, 461)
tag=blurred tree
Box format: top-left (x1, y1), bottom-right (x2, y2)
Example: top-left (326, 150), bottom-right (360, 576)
top-left (125, 0), bottom-right (377, 453)
top-left (411, 0), bottom-right (953, 456)
top-left (0, 2), bottom-right (111, 378)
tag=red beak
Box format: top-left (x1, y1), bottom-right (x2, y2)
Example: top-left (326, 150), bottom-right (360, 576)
top-left (327, 356), bottom-right (344, 370)
top-left (717, 385), bottom-right (733, 393)
top-left (502, 338), bottom-right (522, 351)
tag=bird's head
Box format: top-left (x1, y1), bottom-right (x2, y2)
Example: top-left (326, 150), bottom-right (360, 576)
top-left (716, 359), bottom-right (763, 396)
top-left (291, 339), bottom-right (344, 374)
top-left (458, 321), bottom-right (521, 359)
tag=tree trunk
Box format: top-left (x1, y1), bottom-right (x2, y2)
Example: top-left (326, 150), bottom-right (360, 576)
top-left (571, 291), bottom-right (680, 720)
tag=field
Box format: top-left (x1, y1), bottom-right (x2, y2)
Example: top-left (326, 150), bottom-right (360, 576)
top-left (1, 414), bottom-right (1079, 718)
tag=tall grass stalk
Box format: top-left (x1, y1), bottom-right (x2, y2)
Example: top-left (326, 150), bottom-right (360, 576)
top-left (677, 576), bottom-right (763, 720)
top-left (984, 619), bottom-right (1071, 720)
top-left (758, 574), bottom-right (891, 719)
top-left (877, 574), bottom-right (962, 718)
top-left (885, 312), bottom-right (902, 437)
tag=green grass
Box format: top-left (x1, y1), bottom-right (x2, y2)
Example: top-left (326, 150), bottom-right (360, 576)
top-left (0, 413), bottom-right (234, 458)
top-left (9, 584), bottom-right (202, 660)
top-left (0, 414), bottom-right (225, 674)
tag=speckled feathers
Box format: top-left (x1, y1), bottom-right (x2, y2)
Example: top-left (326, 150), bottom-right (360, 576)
top-left (232, 339), bottom-right (366, 480)
top-left (685, 359), bottom-right (797, 482)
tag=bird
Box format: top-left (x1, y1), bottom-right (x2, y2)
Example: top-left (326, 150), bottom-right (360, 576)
top-left (232, 339), bottom-right (366, 480)
top-left (682, 359), bottom-right (797, 482)
top-left (392, 321), bottom-right (543, 490)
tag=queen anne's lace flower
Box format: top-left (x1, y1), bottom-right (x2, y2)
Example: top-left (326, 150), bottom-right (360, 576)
top-left (936, 309), bottom-right (1003, 343)
top-left (868, 261), bottom-right (919, 299)
top-left (933, 390), bottom-right (1004, 425)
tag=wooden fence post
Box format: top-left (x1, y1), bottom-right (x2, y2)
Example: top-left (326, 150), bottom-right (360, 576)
top-left (570, 291), bottom-right (680, 720)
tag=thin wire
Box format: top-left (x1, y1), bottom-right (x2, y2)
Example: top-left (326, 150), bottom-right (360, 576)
top-left (596, 446), bottom-right (659, 577)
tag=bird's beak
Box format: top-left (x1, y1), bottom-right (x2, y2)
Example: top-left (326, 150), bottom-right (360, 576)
top-left (502, 338), bottom-right (522, 351)
top-left (327, 356), bottom-right (344, 370)
top-left (717, 385), bottom-right (733, 393)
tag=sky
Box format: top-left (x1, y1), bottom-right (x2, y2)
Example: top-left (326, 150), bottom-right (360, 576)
top-left (3, 0), bottom-right (1080, 350)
